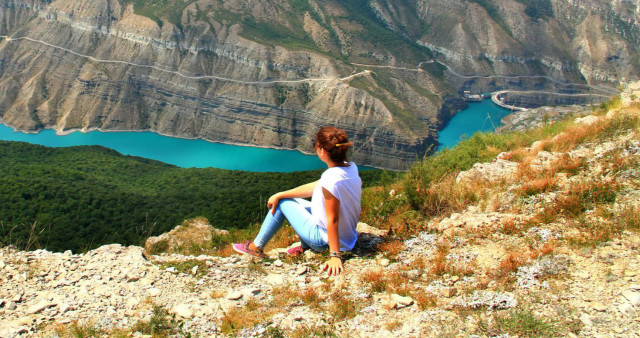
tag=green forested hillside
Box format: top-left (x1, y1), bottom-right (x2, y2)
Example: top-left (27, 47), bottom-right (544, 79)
top-left (0, 141), bottom-right (391, 252)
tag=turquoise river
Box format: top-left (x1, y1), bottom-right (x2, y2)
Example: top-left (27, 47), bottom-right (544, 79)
top-left (0, 100), bottom-right (512, 172)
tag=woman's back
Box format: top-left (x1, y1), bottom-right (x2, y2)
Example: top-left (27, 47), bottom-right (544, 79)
top-left (311, 163), bottom-right (362, 250)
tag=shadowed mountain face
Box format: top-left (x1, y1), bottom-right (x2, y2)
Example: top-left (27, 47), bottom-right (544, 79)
top-left (0, 0), bottom-right (637, 169)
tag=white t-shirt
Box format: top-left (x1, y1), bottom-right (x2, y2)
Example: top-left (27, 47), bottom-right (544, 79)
top-left (311, 162), bottom-right (362, 251)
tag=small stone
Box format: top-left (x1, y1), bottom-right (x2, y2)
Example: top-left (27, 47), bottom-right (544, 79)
top-left (165, 267), bottom-right (177, 274)
top-left (304, 251), bottom-right (317, 260)
top-left (450, 276), bottom-right (460, 283)
top-left (580, 314), bottom-right (593, 327)
top-left (266, 274), bottom-right (285, 285)
top-left (147, 288), bottom-right (162, 297)
top-left (59, 303), bottom-right (72, 314)
top-left (391, 294), bottom-right (414, 309)
top-left (296, 266), bottom-right (308, 276)
top-left (126, 298), bottom-right (140, 309)
top-left (0, 299), bottom-right (5, 308)
top-left (630, 285), bottom-right (640, 291)
top-left (27, 301), bottom-right (55, 314)
top-left (7, 301), bottom-right (17, 311)
top-left (12, 293), bottom-right (22, 303)
top-left (0, 261), bottom-right (5, 269)
top-left (227, 292), bottom-right (243, 301)
top-left (619, 303), bottom-right (633, 314)
top-left (614, 327), bottom-right (624, 334)
top-left (622, 290), bottom-right (640, 306)
top-left (273, 259), bottom-right (284, 267)
top-left (245, 288), bottom-right (262, 296)
top-left (440, 288), bottom-right (458, 298)
top-left (172, 304), bottom-right (193, 318)
top-left (126, 273), bottom-right (141, 282)
top-left (625, 270), bottom-right (637, 277)
top-left (592, 302), bottom-right (607, 312)
top-left (577, 271), bottom-right (590, 279)
top-left (191, 266), bottom-right (199, 276)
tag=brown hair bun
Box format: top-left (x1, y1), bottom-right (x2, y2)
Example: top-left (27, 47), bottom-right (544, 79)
top-left (314, 126), bottom-right (352, 163)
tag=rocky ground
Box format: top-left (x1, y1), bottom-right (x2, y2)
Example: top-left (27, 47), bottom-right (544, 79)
top-left (2, 84), bottom-right (640, 337)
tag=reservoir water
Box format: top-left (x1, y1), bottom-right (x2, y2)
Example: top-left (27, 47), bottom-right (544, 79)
top-left (437, 100), bottom-right (513, 151)
top-left (0, 125), bottom-right (325, 172)
top-left (0, 100), bottom-right (512, 171)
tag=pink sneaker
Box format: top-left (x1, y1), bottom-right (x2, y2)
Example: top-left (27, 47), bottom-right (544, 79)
top-left (287, 245), bottom-right (306, 257)
top-left (232, 241), bottom-right (265, 258)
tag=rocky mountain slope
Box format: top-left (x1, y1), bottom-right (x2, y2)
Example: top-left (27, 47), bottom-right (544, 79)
top-left (0, 0), bottom-right (638, 169)
top-left (1, 82), bottom-right (639, 337)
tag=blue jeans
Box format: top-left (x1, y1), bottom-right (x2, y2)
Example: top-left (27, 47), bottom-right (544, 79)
top-left (253, 198), bottom-right (328, 251)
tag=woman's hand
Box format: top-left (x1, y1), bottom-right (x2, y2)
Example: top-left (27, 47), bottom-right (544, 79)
top-left (267, 193), bottom-right (282, 215)
top-left (322, 257), bottom-right (344, 276)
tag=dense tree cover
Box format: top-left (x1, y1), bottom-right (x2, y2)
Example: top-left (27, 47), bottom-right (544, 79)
top-left (518, 0), bottom-right (554, 21)
top-left (0, 141), bottom-right (393, 253)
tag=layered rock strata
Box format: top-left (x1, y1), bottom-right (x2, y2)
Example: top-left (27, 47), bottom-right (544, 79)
top-left (0, 0), bottom-right (637, 169)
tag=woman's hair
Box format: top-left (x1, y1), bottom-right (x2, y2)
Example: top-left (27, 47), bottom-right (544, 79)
top-left (314, 126), bottom-right (353, 163)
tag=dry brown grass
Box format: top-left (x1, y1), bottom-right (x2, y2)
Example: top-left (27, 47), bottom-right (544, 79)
top-left (426, 242), bottom-right (478, 278)
top-left (551, 154), bottom-right (586, 176)
top-left (492, 244), bottom-right (555, 282)
top-left (501, 219), bottom-right (523, 235)
top-left (326, 289), bottom-right (361, 319)
top-left (376, 238), bottom-right (405, 259)
top-left (620, 205), bottom-right (640, 232)
top-left (538, 112), bottom-right (638, 153)
top-left (210, 289), bottom-right (225, 299)
top-left (533, 179), bottom-right (619, 225)
top-left (567, 206), bottom-right (633, 247)
top-left (220, 285), bottom-right (327, 335)
top-left (411, 289), bottom-right (439, 310)
top-left (220, 306), bottom-right (269, 334)
top-left (494, 252), bottom-right (530, 281)
top-left (514, 177), bottom-right (559, 197)
top-left (501, 148), bottom-right (531, 163)
top-left (414, 174), bottom-right (482, 219)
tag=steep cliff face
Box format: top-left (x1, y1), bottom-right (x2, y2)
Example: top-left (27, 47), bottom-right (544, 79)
top-left (0, 0), bottom-right (637, 169)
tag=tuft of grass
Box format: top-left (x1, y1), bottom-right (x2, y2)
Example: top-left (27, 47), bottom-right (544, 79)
top-left (290, 324), bottom-right (338, 338)
top-left (131, 305), bottom-right (182, 337)
top-left (360, 270), bottom-right (388, 293)
top-left (514, 177), bottom-right (558, 197)
top-left (479, 307), bottom-right (557, 337)
top-left (551, 154), bottom-right (586, 176)
top-left (410, 174), bottom-right (480, 219)
top-left (385, 319), bottom-right (403, 331)
top-left (147, 239), bottom-right (170, 255)
top-left (567, 205), bottom-right (639, 247)
top-left (326, 289), bottom-right (360, 319)
top-left (495, 252), bottom-right (530, 281)
top-left (411, 289), bottom-right (438, 310)
top-left (53, 321), bottom-right (107, 338)
top-left (620, 205), bottom-right (640, 231)
top-left (534, 179), bottom-right (619, 224)
top-left (376, 239), bottom-right (405, 260)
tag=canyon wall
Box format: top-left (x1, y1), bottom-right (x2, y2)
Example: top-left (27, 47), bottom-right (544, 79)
top-left (0, 0), bottom-right (637, 168)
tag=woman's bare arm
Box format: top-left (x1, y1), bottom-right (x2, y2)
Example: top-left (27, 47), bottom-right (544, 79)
top-left (322, 187), bottom-right (343, 276)
top-left (267, 181), bottom-right (318, 213)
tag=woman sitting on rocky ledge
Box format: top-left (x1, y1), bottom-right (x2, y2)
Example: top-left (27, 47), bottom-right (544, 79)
top-left (232, 126), bottom-right (362, 276)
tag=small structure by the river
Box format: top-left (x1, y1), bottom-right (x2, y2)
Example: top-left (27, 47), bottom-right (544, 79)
top-left (463, 91), bottom-right (484, 102)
